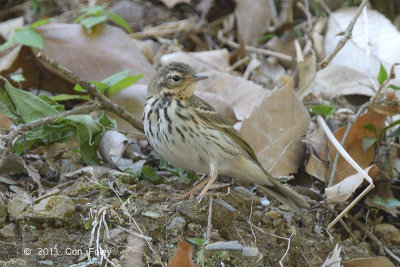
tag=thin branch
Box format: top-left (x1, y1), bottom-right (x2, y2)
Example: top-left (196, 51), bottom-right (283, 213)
top-left (317, 115), bottom-right (374, 230)
top-left (328, 101), bottom-right (369, 186)
top-left (217, 30), bottom-right (293, 61)
top-left (319, 0), bottom-right (369, 69)
top-left (206, 197), bottom-right (213, 244)
top-left (3, 103), bottom-right (99, 152)
top-left (37, 53), bottom-right (144, 132)
top-left (370, 63), bottom-right (400, 110)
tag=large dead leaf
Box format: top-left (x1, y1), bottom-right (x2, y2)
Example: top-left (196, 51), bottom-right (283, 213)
top-left (328, 111), bottom-right (386, 184)
top-left (195, 71), bottom-right (271, 121)
top-left (0, 17), bottom-right (23, 72)
top-left (325, 7), bottom-right (400, 83)
top-left (342, 256), bottom-right (395, 267)
top-left (160, 49), bottom-right (230, 72)
top-left (325, 165), bottom-right (377, 203)
top-left (239, 83), bottom-right (311, 176)
top-left (169, 240), bottom-right (199, 267)
top-left (234, 0), bottom-right (272, 45)
top-left (36, 23), bottom-right (155, 84)
top-left (375, 223), bottom-right (400, 244)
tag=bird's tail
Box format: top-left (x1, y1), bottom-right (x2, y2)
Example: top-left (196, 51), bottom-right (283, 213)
top-left (258, 172), bottom-right (310, 213)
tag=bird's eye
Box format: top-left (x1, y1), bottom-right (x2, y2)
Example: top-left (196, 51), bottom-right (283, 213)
top-left (172, 75), bottom-right (181, 82)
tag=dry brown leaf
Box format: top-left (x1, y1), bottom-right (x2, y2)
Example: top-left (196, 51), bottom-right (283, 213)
top-left (305, 153), bottom-right (328, 182)
top-left (159, 0), bottom-right (191, 9)
top-left (169, 240), bottom-right (199, 267)
top-left (239, 82), bottom-right (311, 176)
top-left (325, 7), bottom-right (400, 84)
top-left (160, 49), bottom-right (230, 72)
top-left (298, 52), bottom-right (317, 96)
top-left (328, 111), bottom-right (386, 184)
top-left (0, 17), bottom-right (23, 72)
top-left (36, 23), bottom-right (155, 84)
top-left (342, 256), bottom-right (395, 267)
top-left (195, 71), bottom-right (271, 121)
top-left (325, 165), bottom-right (377, 203)
top-left (234, 0), bottom-right (272, 45)
top-left (266, 33), bottom-right (296, 68)
top-left (304, 120), bottom-right (329, 161)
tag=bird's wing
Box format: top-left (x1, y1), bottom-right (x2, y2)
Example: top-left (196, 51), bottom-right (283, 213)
top-left (189, 95), bottom-right (259, 163)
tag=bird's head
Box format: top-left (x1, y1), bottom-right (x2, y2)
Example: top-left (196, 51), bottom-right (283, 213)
top-left (148, 62), bottom-right (208, 98)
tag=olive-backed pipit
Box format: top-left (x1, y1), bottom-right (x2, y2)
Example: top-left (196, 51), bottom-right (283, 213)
top-left (143, 62), bottom-right (309, 212)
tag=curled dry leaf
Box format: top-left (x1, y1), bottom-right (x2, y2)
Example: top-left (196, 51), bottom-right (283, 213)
top-left (169, 240), bottom-right (199, 267)
top-left (98, 130), bottom-right (145, 171)
top-left (239, 80), bottom-right (311, 176)
top-left (160, 49), bottom-right (230, 72)
top-left (0, 17), bottom-right (23, 72)
top-left (342, 256), bottom-right (395, 267)
top-left (234, 0), bottom-right (272, 45)
top-left (36, 23), bottom-right (155, 84)
top-left (325, 165), bottom-right (377, 203)
top-left (327, 111), bottom-right (386, 184)
top-left (325, 7), bottom-right (400, 84)
top-left (195, 71), bottom-right (271, 121)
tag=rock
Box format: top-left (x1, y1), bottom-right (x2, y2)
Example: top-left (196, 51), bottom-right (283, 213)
top-left (16, 196), bottom-right (75, 223)
top-left (0, 223), bottom-right (18, 240)
top-left (242, 247), bottom-right (259, 257)
top-left (180, 199), bottom-right (208, 224)
top-left (7, 194), bottom-right (33, 221)
top-left (212, 198), bottom-right (237, 230)
top-left (206, 241), bottom-right (243, 251)
top-left (38, 260), bottom-right (54, 266)
top-left (167, 217), bottom-right (186, 231)
top-left (142, 211), bottom-right (163, 219)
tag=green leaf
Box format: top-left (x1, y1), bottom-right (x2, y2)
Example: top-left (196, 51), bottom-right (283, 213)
top-left (0, 82), bottom-right (21, 123)
top-left (29, 19), bottom-right (50, 29)
top-left (106, 11), bottom-right (132, 33)
top-left (14, 28), bottom-right (43, 49)
top-left (388, 126), bottom-right (400, 138)
top-left (159, 157), bottom-right (197, 182)
top-left (377, 63), bottom-right (388, 85)
top-left (81, 6), bottom-right (105, 16)
top-left (361, 123), bottom-right (376, 134)
top-left (0, 38), bottom-right (17, 51)
top-left (108, 74), bottom-right (142, 96)
top-left (140, 166), bottom-right (163, 184)
top-left (49, 94), bottom-right (91, 102)
top-left (310, 104), bottom-right (335, 117)
top-left (389, 84), bottom-right (400, 90)
top-left (10, 74), bottom-right (26, 83)
top-left (4, 81), bottom-right (59, 122)
top-left (187, 238), bottom-right (207, 246)
top-left (38, 95), bottom-right (65, 112)
top-left (257, 33), bottom-right (276, 43)
top-left (97, 111), bottom-right (117, 129)
top-left (80, 15), bottom-right (107, 31)
top-left (362, 137), bottom-right (377, 151)
top-left (91, 81), bottom-right (109, 93)
top-left (102, 70), bottom-right (130, 86)
top-left (373, 196), bottom-right (400, 207)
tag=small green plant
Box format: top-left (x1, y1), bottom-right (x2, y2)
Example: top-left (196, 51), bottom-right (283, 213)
top-left (124, 165), bottom-right (164, 184)
top-left (159, 157), bottom-right (198, 182)
top-left (74, 69), bottom-right (142, 97)
top-left (310, 104), bottom-right (335, 118)
top-left (187, 237), bottom-right (208, 267)
top-left (377, 63), bottom-right (400, 90)
top-left (74, 6), bottom-right (132, 34)
top-left (0, 19), bottom-right (50, 51)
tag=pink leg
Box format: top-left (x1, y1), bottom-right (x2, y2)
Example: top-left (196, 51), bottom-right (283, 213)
top-left (172, 177), bottom-right (210, 201)
top-left (196, 172), bottom-right (218, 201)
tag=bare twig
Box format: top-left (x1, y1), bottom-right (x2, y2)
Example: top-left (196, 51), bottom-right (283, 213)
top-left (319, 0), bottom-right (369, 69)
top-left (317, 116), bottom-right (374, 230)
top-left (328, 101), bottom-right (370, 186)
top-left (2, 103), bottom-right (99, 153)
top-left (206, 197), bottom-right (213, 244)
top-left (217, 31), bottom-right (293, 61)
top-left (37, 53), bottom-right (144, 132)
top-left (370, 63), bottom-right (400, 110)
top-left (279, 233), bottom-right (293, 267)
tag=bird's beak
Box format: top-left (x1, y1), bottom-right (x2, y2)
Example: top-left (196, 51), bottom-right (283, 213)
top-left (191, 74), bottom-right (208, 82)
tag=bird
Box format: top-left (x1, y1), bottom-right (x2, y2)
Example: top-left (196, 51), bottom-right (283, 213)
top-left (142, 62), bottom-right (310, 213)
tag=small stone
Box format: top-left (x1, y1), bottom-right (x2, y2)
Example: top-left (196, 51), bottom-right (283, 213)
top-left (142, 211), bottom-right (162, 219)
top-left (167, 217), bottom-right (186, 231)
top-left (39, 260), bottom-right (54, 266)
top-left (7, 194), bottom-right (33, 220)
top-left (180, 199), bottom-right (208, 224)
top-left (242, 247), bottom-right (259, 257)
top-left (206, 241), bottom-right (243, 251)
top-left (265, 211), bottom-right (281, 220)
top-left (212, 198), bottom-right (237, 230)
top-left (260, 197), bottom-right (270, 206)
top-left (0, 223), bottom-right (18, 240)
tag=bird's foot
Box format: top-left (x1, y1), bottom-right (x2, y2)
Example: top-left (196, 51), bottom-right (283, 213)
top-left (172, 177), bottom-right (210, 201)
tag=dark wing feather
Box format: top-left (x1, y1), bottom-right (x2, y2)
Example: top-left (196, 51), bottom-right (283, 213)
top-left (189, 95), bottom-right (259, 163)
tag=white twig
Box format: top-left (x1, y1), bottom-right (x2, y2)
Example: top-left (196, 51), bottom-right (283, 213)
top-left (317, 116), bottom-right (374, 229)
top-left (206, 197), bottom-right (213, 244)
top-left (248, 200), bottom-right (257, 244)
top-left (279, 233), bottom-right (293, 267)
